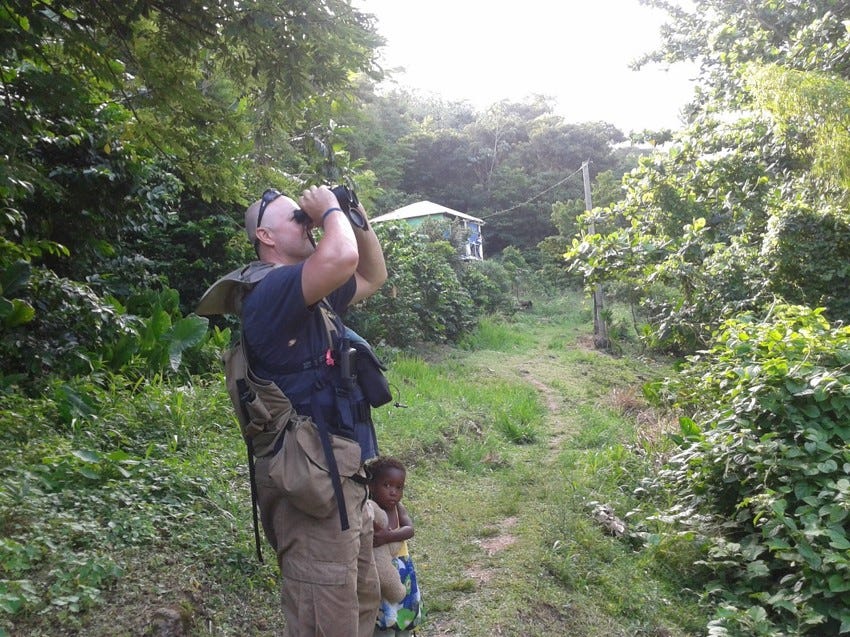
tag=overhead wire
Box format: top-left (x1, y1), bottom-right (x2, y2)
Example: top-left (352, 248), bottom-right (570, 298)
top-left (480, 163), bottom-right (587, 220)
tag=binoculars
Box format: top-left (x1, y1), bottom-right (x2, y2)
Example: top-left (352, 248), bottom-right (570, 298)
top-left (293, 185), bottom-right (367, 230)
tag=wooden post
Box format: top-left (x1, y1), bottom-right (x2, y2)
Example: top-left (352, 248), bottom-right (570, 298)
top-left (582, 160), bottom-right (609, 350)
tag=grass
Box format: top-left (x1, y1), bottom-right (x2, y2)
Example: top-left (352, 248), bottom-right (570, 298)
top-left (0, 291), bottom-right (711, 636)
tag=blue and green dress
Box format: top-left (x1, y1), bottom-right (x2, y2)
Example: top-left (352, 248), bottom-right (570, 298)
top-left (375, 536), bottom-right (422, 631)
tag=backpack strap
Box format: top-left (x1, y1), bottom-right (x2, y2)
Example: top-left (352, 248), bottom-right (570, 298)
top-left (314, 300), bottom-right (356, 530)
top-left (310, 389), bottom-right (351, 530)
top-left (318, 300), bottom-right (341, 348)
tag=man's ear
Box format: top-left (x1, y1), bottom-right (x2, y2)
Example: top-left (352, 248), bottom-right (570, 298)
top-left (255, 226), bottom-right (274, 248)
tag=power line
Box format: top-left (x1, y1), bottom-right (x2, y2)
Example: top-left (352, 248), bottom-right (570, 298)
top-left (480, 164), bottom-right (586, 220)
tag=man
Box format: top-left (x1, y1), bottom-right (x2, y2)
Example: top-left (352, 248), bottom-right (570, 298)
top-left (242, 185), bottom-right (386, 637)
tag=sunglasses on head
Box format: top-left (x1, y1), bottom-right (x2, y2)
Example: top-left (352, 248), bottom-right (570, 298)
top-left (253, 188), bottom-right (314, 254)
top-left (255, 188), bottom-right (282, 233)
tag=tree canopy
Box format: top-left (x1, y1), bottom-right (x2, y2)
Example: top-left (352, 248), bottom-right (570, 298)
top-left (567, 0), bottom-right (850, 351)
top-left (0, 0), bottom-right (383, 385)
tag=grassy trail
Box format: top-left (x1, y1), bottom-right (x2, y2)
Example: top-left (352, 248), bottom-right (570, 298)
top-left (418, 330), bottom-right (581, 635)
top-left (2, 295), bottom-right (704, 637)
top-left (392, 300), bottom-right (694, 636)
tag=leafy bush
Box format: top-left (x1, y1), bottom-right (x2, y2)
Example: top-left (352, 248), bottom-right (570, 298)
top-left (0, 270), bottom-right (217, 392)
top-left (762, 199), bottom-right (850, 325)
top-left (348, 223), bottom-right (476, 346)
top-left (1, 269), bottom-right (140, 385)
top-left (656, 305), bottom-right (850, 635)
top-left (458, 259), bottom-right (514, 315)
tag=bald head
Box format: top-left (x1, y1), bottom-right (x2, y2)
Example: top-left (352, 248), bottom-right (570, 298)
top-left (245, 190), bottom-right (295, 245)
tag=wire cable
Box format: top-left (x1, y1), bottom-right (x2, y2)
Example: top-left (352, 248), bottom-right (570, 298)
top-left (480, 163), bottom-right (586, 220)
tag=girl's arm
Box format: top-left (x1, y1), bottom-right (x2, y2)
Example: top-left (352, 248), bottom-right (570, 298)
top-left (391, 502), bottom-right (415, 542)
top-left (373, 503), bottom-right (414, 546)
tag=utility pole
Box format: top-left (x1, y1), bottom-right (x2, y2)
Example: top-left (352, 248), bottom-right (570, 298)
top-left (582, 160), bottom-right (609, 350)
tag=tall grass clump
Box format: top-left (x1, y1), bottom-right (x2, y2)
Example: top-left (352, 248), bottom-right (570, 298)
top-left (459, 316), bottom-right (532, 352)
top-left (491, 383), bottom-right (541, 444)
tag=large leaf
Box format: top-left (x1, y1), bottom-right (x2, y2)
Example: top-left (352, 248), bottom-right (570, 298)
top-left (140, 309), bottom-right (171, 351)
top-left (2, 299), bottom-right (35, 328)
top-left (167, 315), bottom-right (208, 371)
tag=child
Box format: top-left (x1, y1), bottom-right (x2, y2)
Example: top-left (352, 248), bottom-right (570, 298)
top-left (368, 456), bottom-right (423, 636)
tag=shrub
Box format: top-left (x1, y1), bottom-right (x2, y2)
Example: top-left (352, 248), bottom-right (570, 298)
top-left (458, 260), bottom-right (514, 315)
top-left (657, 305), bottom-right (850, 635)
top-left (761, 200), bottom-right (850, 325)
top-left (348, 223), bottom-right (476, 346)
top-left (1, 269), bottom-right (139, 385)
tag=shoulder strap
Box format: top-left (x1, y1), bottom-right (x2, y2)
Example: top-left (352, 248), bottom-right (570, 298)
top-left (318, 299), bottom-right (342, 349)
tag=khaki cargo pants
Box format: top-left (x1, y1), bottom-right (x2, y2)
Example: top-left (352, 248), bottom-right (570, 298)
top-left (255, 454), bottom-right (380, 637)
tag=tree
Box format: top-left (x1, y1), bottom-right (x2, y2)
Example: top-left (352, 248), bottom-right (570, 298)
top-left (0, 0), bottom-right (384, 384)
top-left (345, 91), bottom-right (628, 254)
top-left (566, 1), bottom-right (850, 350)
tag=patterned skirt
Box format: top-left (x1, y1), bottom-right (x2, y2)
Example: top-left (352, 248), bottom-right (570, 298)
top-left (375, 553), bottom-right (422, 631)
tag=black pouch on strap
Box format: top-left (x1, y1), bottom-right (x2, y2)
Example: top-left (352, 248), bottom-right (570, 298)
top-left (352, 341), bottom-right (392, 408)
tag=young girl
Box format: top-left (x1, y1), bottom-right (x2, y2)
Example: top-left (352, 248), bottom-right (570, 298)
top-left (368, 456), bottom-right (423, 636)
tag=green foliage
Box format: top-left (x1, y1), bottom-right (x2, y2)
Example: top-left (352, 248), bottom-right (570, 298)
top-left (457, 259), bottom-right (514, 315)
top-left (347, 93), bottom-right (629, 255)
top-left (0, 375), bottom-right (241, 627)
top-left (1, 295), bottom-right (709, 635)
top-left (0, 261), bottom-right (34, 329)
top-left (0, 273), bottom-right (218, 392)
top-left (348, 223), bottom-right (476, 346)
top-left (124, 288), bottom-right (210, 375)
top-left (565, 1), bottom-right (850, 354)
top-left (746, 63), bottom-right (850, 188)
top-left (761, 198), bottom-right (850, 323)
top-left (655, 305), bottom-right (850, 635)
top-left (499, 246), bottom-right (529, 301)
top-left (1, 269), bottom-right (138, 383)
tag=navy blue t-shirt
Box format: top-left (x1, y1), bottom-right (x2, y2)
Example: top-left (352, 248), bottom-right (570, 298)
top-left (241, 263), bottom-right (377, 459)
top-left (242, 263), bottom-right (355, 381)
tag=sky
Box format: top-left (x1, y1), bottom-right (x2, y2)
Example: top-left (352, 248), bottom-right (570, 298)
top-left (354, 0), bottom-right (698, 133)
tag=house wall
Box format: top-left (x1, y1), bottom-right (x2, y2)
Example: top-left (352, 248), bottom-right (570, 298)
top-left (375, 213), bottom-right (484, 260)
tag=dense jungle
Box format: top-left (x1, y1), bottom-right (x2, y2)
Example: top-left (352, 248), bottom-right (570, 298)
top-left (2, 1), bottom-right (850, 635)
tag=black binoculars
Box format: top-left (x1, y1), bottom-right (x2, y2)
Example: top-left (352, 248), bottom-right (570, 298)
top-left (293, 185), bottom-right (367, 230)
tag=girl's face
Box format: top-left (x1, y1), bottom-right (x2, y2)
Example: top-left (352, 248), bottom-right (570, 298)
top-left (370, 467), bottom-right (405, 511)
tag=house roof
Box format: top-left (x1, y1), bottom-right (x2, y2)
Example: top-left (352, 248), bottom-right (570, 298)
top-left (371, 200), bottom-right (484, 225)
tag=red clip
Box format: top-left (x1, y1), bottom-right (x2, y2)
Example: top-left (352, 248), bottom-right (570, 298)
top-left (325, 349), bottom-right (335, 367)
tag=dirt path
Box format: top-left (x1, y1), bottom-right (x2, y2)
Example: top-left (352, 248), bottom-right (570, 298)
top-left (418, 341), bottom-right (587, 636)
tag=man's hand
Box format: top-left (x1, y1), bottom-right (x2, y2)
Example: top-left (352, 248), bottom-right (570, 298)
top-left (299, 185), bottom-right (340, 227)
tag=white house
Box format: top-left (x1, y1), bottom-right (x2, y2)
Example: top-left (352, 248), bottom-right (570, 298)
top-left (371, 200), bottom-right (484, 260)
